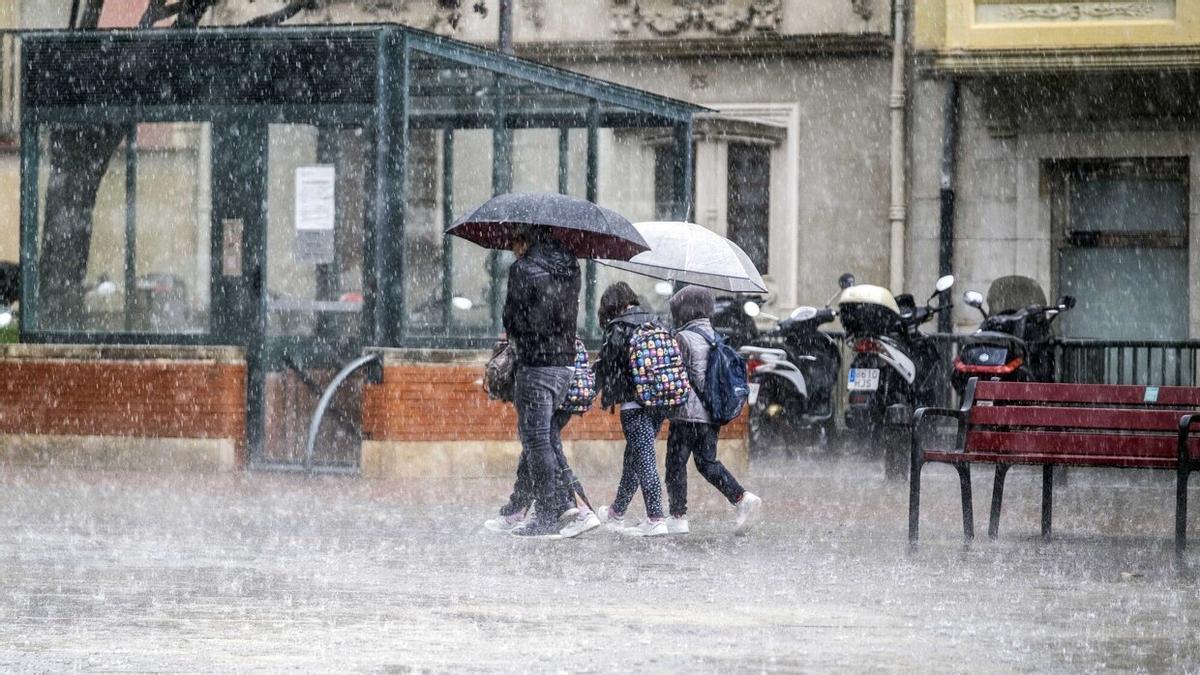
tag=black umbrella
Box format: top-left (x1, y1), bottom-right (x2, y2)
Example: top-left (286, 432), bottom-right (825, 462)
top-left (446, 192), bottom-right (650, 261)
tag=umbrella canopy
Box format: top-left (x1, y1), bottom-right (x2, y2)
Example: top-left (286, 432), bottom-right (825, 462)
top-left (446, 192), bottom-right (649, 260)
top-left (598, 221), bottom-right (768, 293)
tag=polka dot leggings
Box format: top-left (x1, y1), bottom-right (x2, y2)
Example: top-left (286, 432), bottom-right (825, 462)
top-left (612, 407), bottom-right (667, 520)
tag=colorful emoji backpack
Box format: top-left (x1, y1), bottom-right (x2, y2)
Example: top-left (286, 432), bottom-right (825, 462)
top-left (627, 322), bottom-right (690, 409)
top-left (560, 338), bottom-right (597, 414)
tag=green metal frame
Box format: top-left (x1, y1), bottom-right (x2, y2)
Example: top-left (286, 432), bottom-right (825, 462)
top-left (15, 24), bottom-right (704, 462)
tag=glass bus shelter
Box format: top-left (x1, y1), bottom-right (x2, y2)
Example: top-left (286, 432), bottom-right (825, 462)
top-left (18, 25), bottom-right (704, 468)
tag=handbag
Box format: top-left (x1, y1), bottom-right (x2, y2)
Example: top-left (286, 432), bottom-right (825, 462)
top-left (484, 340), bottom-right (516, 401)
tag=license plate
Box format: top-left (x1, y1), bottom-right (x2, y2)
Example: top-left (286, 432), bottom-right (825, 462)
top-left (848, 368), bottom-right (880, 391)
top-left (747, 382), bottom-right (761, 405)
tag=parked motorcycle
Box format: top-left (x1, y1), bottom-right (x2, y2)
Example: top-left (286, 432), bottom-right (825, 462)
top-left (738, 298), bottom-right (842, 456)
top-left (838, 272), bottom-right (955, 478)
top-left (952, 275), bottom-right (1075, 397)
top-left (711, 293), bottom-right (763, 349)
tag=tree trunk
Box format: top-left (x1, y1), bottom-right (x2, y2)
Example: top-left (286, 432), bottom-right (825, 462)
top-left (37, 124), bottom-right (126, 327)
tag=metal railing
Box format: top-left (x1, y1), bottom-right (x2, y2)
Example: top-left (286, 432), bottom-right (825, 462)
top-left (1055, 339), bottom-right (1200, 387)
top-left (756, 332), bottom-right (1200, 424)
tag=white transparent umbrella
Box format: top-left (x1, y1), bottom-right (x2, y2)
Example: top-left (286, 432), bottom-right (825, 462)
top-left (597, 221), bottom-right (767, 293)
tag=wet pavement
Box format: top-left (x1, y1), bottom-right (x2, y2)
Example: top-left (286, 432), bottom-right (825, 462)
top-left (2, 455), bottom-right (1200, 673)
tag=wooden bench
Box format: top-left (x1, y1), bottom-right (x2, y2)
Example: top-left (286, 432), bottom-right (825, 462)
top-left (908, 378), bottom-right (1200, 556)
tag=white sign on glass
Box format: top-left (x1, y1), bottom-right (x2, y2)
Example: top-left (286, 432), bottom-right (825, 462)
top-left (294, 165), bottom-right (336, 264)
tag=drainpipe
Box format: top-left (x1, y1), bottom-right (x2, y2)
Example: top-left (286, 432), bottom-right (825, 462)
top-left (498, 0), bottom-right (513, 54)
top-left (938, 80), bottom-right (960, 335)
top-left (888, 0), bottom-right (909, 295)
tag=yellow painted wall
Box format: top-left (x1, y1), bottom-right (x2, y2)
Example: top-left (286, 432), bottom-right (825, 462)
top-left (0, 153), bottom-right (18, 264)
top-left (918, 0), bottom-right (1200, 53)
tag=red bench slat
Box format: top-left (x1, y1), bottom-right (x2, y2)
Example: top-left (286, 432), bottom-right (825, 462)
top-left (964, 429), bottom-right (1199, 461)
top-left (974, 380), bottom-right (1200, 407)
top-left (968, 405), bottom-right (1189, 432)
top-left (923, 450), bottom-right (1179, 469)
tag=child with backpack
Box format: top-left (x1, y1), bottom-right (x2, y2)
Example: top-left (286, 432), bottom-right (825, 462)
top-left (666, 285), bottom-right (762, 535)
top-left (594, 282), bottom-right (689, 537)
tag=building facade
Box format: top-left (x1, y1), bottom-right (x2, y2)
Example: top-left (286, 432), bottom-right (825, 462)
top-left (911, 1), bottom-right (1200, 339)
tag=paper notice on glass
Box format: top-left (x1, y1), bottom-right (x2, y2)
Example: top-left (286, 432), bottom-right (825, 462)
top-left (295, 165), bottom-right (336, 263)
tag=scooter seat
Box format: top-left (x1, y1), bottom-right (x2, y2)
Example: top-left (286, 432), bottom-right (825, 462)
top-left (738, 346), bottom-right (789, 361)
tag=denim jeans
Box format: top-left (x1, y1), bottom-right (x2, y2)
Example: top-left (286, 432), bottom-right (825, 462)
top-left (512, 365), bottom-right (573, 523)
top-left (500, 410), bottom-right (574, 517)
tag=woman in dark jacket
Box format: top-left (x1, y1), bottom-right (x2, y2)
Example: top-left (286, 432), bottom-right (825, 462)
top-left (594, 282), bottom-right (669, 537)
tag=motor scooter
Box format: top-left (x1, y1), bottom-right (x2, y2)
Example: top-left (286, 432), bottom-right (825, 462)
top-left (953, 275), bottom-right (1075, 397)
top-left (838, 273), bottom-right (954, 479)
top-left (711, 294), bottom-right (763, 349)
top-left (737, 298), bottom-right (841, 456)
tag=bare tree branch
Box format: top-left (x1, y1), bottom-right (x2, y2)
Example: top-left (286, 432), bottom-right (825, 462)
top-left (242, 0), bottom-right (321, 28)
top-left (77, 0), bottom-right (106, 29)
top-left (68, 0), bottom-right (83, 29)
top-left (139, 0), bottom-right (186, 28)
top-left (175, 0), bottom-right (219, 28)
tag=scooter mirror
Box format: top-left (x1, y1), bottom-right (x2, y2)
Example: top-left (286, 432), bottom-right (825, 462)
top-left (789, 306), bottom-right (818, 321)
top-left (1058, 295), bottom-right (1077, 310)
top-left (935, 275), bottom-right (955, 293)
top-left (838, 273), bottom-right (856, 290)
top-left (743, 301), bottom-right (761, 318)
top-left (95, 280), bottom-right (118, 297)
top-left (451, 296), bottom-right (474, 311)
top-left (963, 290), bottom-right (984, 308)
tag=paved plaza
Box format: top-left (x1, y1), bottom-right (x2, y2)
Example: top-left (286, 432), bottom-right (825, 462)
top-left (2, 456), bottom-right (1199, 672)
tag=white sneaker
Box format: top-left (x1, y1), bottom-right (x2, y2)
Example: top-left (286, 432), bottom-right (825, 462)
top-left (483, 512), bottom-right (526, 533)
top-left (559, 510), bottom-right (601, 539)
top-left (666, 516), bottom-right (689, 535)
top-left (734, 492), bottom-right (762, 535)
top-left (598, 505), bottom-right (626, 532)
top-left (621, 519), bottom-right (668, 537)
top-left (558, 507), bottom-right (580, 527)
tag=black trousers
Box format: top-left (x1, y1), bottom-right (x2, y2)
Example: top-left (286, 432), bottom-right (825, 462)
top-left (665, 421), bottom-right (745, 517)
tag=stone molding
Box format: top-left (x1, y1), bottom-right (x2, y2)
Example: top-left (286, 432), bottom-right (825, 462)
top-left (520, 33), bottom-right (891, 61)
top-left (609, 0), bottom-right (782, 38)
top-left (312, 0), bottom-right (463, 34)
top-left (918, 45), bottom-right (1200, 76)
top-left (996, 3), bottom-right (1158, 22)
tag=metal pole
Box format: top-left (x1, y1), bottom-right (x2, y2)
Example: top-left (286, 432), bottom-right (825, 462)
top-left (557, 126), bottom-right (569, 195)
top-left (887, 0), bottom-right (909, 296)
top-left (673, 119), bottom-right (694, 222)
top-left (442, 127), bottom-right (455, 331)
top-left (124, 124), bottom-right (137, 333)
top-left (498, 0), bottom-right (513, 54)
top-left (585, 101), bottom-right (600, 337)
top-left (938, 80), bottom-right (960, 335)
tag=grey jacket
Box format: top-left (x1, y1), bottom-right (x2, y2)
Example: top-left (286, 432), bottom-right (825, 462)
top-left (673, 318), bottom-right (714, 424)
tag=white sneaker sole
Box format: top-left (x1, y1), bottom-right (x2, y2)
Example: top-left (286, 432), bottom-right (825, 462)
top-left (560, 516), bottom-right (602, 539)
top-left (620, 526), bottom-right (668, 537)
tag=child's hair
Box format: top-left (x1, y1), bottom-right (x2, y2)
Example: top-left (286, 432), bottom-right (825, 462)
top-left (599, 281), bottom-right (640, 327)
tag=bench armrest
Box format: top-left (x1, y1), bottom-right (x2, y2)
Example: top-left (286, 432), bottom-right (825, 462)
top-left (912, 406), bottom-right (968, 455)
top-left (912, 379), bottom-right (978, 461)
top-left (1177, 413), bottom-right (1200, 471)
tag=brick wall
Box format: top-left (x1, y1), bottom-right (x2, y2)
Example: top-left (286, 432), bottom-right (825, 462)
top-left (362, 360), bottom-right (748, 443)
top-left (0, 346), bottom-right (248, 466)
